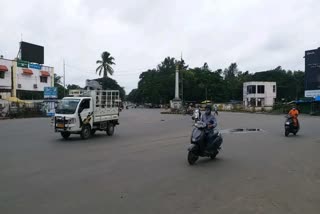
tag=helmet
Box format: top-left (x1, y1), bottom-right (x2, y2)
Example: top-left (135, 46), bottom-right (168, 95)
top-left (205, 105), bottom-right (212, 115)
top-left (205, 105), bottom-right (212, 111)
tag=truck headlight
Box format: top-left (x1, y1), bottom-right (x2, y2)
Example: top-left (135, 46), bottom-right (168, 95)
top-left (68, 118), bottom-right (76, 124)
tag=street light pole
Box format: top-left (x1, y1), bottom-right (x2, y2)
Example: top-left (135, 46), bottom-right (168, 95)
top-left (63, 59), bottom-right (66, 97)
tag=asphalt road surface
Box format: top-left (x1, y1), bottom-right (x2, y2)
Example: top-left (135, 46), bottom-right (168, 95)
top-left (1, 109), bottom-right (320, 214)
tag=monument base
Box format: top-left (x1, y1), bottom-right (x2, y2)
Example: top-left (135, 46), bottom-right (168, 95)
top-left (170, 98), bottom-right (182, 110)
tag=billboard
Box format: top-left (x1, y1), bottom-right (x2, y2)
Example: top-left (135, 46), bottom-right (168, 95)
top-left (305, 48), bottom-right (320, 97)
top-left (44, 87), bottom-right (58, 99)
top-left (20, 41), bottom-right (44, 64)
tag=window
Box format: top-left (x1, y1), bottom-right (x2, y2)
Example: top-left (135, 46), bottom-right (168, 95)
top-left (0, 72), bottom-right (4, 79)
top-left (247, 85), bottom-right (256, 94)
top-left (257, 85), bottom-right (265, 94)
top-left (80, 99), bottom-right (90, 109)
top-left (40, 76), bottom-right (48, 83)
top-left (273, 85), bottom-right (276, 93)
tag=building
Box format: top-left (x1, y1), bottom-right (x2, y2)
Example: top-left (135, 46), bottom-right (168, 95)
top-left (243, 81), bottom-right (276, 110)
top-left (305, 47), bottom-right (320, 97)
top-left (0, 58), bottom-right (54, 100)
top-left (0, 58), bottom-right (12, 99)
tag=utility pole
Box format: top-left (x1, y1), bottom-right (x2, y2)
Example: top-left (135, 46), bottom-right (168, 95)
top-left (180, 52), bottom-right (184, 104)
top-left (63, 60), bottom-right (66, 97)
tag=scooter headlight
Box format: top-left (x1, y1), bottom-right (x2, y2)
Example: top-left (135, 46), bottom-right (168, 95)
top-left (285, 122), bottom-right (290, 125)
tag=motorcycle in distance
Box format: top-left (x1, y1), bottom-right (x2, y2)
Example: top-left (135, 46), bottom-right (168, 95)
top-left (187, 121), bottom-right (223, 165)
top-left (191, 108), bottom-right (201, 122)
top-left (284, 115), bottom-right (299, 137)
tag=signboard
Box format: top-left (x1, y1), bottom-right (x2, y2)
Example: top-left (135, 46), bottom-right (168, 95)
top-left (29, 63), bottom-right (42, 70)
top-left (43, 101), bottom-right (56, 117)
top-left (44, 87), bottom-right (58, 98)
top-left (305, 48), bottom-right (320, 91)
top-left (305, 90), bottom-right (320, 98)
top-left (17, 60), bottom-right (28, 68)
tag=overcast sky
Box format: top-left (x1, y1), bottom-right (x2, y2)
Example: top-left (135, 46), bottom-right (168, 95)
top-left (1, 0), bottom-right (320, 93)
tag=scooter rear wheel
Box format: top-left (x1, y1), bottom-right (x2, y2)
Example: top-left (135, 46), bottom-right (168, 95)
top-left (188, 151), bottom-right (198, 165)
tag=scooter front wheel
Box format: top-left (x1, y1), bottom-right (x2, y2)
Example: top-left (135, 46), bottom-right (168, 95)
top-left (285, 130), bottom-right (289, 137)
top-left (188, 151), bottom-right (198, 165)
top-left (210, 151), bottom-right (219, 159)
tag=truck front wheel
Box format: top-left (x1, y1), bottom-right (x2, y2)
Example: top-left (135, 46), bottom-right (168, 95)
top-left (81, 125), bottom-right (91, 140)
top-left (61, 132), bottom-right (71, 140)
top-left (106, 123), bottom-right (115, 136)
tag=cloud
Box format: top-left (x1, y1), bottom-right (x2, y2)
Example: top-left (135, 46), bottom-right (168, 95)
top-left (0, 0), bottom-right (320, 93)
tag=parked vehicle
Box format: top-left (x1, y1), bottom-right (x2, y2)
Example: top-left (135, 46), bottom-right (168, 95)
top-left (54, 89), bottom-right (120, 140)
top-left (187, 121), bottom-right (223, 165)
top-left (284, 115), bottom-right (299, 137)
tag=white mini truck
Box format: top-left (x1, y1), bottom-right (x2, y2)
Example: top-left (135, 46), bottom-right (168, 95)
top-left (54, 90), bottom-right (120, 139)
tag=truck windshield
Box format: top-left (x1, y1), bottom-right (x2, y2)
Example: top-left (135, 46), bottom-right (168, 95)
top-left (56, 99), bottom-right (80, 114)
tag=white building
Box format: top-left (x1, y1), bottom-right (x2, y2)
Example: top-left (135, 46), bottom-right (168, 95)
top-left (0, 58), bottom-right (13, 99)
top-left (243, 81), bottom-right (276, 110)
top-left (0, 58), bottom-right (54, 99)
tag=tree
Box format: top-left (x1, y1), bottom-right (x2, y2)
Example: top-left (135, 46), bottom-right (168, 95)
top-left (54, 74), bottom-right (62, 85)
top-left (96, 51), bottom-right (115, 78)
top-left (127, 57), bottom-right (305, 105)
top-left (67, 84), bottom-right (82, 90)
top-left (92, 77), bottom-right (126, 100)
top-left (54, 74), bottom-right (67, 99)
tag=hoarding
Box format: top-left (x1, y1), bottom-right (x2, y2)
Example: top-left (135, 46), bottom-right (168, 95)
top-left (305, 48), bottom-right (320, 97)
top-left (44, 87), bottom-right (58, 99)
top-left (20, 41), bottom-right (44, 64)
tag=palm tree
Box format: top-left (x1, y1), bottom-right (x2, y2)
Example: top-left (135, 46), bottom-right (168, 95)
top-left (96, 51), bottom-right (115, 78)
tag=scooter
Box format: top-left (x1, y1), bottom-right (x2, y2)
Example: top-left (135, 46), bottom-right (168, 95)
top-left (284, 115), bottom-right (299, 137)
top-left (187, 121), bottom-right (223, 165)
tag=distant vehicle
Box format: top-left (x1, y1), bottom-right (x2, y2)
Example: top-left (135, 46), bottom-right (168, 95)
top-left (187, 121), bottom-right (223, 165)
top-left (284, 115), bottom-right (299, 137)
top-left (54, 89), bottom-right (120, 140)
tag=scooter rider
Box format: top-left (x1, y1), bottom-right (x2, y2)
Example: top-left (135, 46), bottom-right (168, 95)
top-left (288, 106), bottom-right (299, 127)
top-left (201, 105), bottom-right (218, 150)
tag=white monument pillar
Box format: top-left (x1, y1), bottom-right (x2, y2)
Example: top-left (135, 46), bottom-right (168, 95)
top-left (170, 63), bottom-right (182, 110)
top-left (175, 64), bottom-right (179, 99)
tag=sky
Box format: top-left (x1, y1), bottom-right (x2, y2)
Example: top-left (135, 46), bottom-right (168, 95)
top-left (1, 0), bottom-right (320, 93)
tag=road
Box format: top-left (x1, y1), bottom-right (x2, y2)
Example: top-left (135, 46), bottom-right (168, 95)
top-left (1, 109), bottom-right (320, 214)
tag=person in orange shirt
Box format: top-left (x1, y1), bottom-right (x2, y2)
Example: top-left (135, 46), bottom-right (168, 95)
top-left (288, 106), bottom-right (299, 127)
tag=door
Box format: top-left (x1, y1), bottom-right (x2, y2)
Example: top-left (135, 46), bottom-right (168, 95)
top-left (78, 98), bottom-right (93, 127)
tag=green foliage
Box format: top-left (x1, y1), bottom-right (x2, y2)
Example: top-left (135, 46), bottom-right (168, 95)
top-left (127, 57), bottom-right (305, 104)
top-left (96, 51), bottom-right (115, 78)
top-left (67, 84), bottom-right (82, 90)
top-left (93, 77), bottom-right (125, 100)
top-left (54, 74), bottom-right (67, 99)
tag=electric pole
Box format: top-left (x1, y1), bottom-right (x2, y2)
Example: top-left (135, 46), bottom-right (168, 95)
top-left (63, 60), bottom-right (66, 97)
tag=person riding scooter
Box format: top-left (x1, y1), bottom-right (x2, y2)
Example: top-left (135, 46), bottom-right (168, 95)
top-left (288, 106), bottom-right (299, 127)
top-left (201, 105), bottom-right (219, 150)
